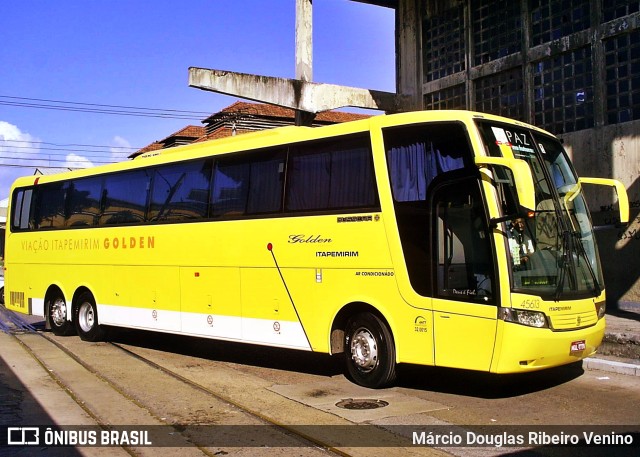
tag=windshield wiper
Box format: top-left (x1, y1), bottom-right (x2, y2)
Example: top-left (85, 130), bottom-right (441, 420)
top-left (555, 229), bottom-right (571, 301)
top-left (554, 227), bottom-right (601, 301)
top-left (557, 184), bottom-right (602, 299)
top-left (571, 229), bottom-right (602, 296)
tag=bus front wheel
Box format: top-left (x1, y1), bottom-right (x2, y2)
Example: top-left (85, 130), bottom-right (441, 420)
top-left (344, 312), bottom-right (397, 389)
top-left (47, 292), bottom-right (74, 336)
top-left (74, 292), bottom-right (105, 342)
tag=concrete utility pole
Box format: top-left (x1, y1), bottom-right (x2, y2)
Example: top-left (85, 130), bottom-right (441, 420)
top-left (295, 0), bottom-right (315, 125)
top-left (296, 0), bottom-right (313, 83)
top-left (189, 1), bottom-right (410, 121)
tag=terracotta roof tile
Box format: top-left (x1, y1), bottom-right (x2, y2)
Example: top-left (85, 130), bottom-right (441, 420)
top-left (162, 125), bottom-right (206, 141)
top-left (134, 141), bottom-right (163, 154)
top-left (205, 101), bottom-right (370, 124)
top-left (134, 102), bottom-right (372, 157)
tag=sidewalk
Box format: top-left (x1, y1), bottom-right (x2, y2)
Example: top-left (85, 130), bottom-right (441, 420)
top-left (585, 303), bottom-right (640, 376)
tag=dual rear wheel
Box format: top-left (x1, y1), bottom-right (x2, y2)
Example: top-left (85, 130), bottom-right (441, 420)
top-left (46, 292), bottom-right (395, 388)
top-left (47, 290), bottom-right (104, 341)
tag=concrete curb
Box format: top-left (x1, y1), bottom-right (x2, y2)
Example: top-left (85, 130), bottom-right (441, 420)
top-left (584, 357), bottom-right (640, 376)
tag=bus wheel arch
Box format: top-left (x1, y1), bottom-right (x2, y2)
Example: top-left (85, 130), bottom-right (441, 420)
top-left (45, 285), bottom-right (74, 336)
top-left (331, 303), bottom-right (397, 389)
top-left (72, 288), bottom-right (105, 342)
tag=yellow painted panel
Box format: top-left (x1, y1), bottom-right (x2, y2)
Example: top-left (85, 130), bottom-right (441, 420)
top-left (433, 309), bottom-right (497, 371)
top-left (492, 318), bottom-right (605, 373)
top-left (180, 267), bottom-right (240, 317)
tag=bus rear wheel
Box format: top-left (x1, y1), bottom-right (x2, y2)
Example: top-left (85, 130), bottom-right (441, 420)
top-left (47, 292), bottom-right (74, 336)
top-left (344, 312), bottom-right (397, 389)
top-left (74, 292), bottom-right (105, 342)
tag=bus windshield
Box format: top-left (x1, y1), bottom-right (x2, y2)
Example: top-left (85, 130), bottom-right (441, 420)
top-left (477, 121), bottom-right (603, 299)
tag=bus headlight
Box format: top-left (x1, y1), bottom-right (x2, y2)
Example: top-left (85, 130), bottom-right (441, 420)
top-left (499, 308), bottom-right (549, 328)
top-left (595, 301), bottom-right (606, 320)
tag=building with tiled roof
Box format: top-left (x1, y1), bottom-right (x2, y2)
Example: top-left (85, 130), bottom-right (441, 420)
top-left (131, 101), bottom-right (370, 158)
top-left (134, 141), bottom-right (163, 156)
top-left (197, 101), bottom-right (370, 142)
top-left (161, 125), bottom-right (206, 148)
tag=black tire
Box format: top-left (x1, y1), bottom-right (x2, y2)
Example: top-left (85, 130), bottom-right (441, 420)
top-left (0, 286), bottom-right (4, 305)
top-left (344, 312), bottom-right (397, 388)
top-left (47, 291), bottom-right (74, 336)
top-left (74, 291), bottom-right (105, 342)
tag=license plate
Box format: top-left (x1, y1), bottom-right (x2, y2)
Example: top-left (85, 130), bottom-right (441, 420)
top-left (570, 340), bottom-right (586, 355)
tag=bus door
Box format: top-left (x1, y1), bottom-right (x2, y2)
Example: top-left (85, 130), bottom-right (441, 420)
top-left (431, 176), bottom-right (498, 370)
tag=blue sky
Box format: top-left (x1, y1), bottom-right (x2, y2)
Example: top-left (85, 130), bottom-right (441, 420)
top-left (0, 0), bottom-right (395, 199)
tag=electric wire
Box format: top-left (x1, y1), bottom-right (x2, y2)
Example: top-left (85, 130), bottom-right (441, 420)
top-left (0, 138), bottom-right (138, 152)
top-left (0, 144), bottom-right (130, 158)
top-left (0, 94), bottom-right (212, 169)
top-left (0, 95), bottom-right (212, 120)
top-left (0, 155), bottom-right (117, 165)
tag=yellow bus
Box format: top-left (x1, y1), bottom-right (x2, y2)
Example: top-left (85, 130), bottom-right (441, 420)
top-left (5, 110), bottom-right (629, 388)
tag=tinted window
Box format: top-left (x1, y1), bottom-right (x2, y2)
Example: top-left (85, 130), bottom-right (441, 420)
top-left (384, 123), bottom-right (471, 202)
top-left (11, 189), bottom-right (33, 230)
top-left (32, 182), bottom-right (68, 229)
top-left (246, 155), bottom-right (285, 214)
top-left (211, 160), bottom-right (249, 217)
top-left (285, 136), bottom-right (377, 211)
top-left (101, 170), bottom-right (151, 225)
top-left (211, 149), bottom-right (285, 218)
top-left (66, 176), bottom-right (103, 227)
top-left (150, 160), bottom-right (212, 222)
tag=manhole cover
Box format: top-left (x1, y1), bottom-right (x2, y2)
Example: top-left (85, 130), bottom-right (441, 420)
top-left (335, 398), bottom-right (389, 410)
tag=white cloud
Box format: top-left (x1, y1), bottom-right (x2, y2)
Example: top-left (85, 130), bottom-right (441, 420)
top-left (0, 121), bottom-right (39, 154)
top-left (0, 124), bottom-right (131, 198)
top-left (110, 135), bottom-right (132, 161)
top-left (64, 153), bottom-right (94, 169)
top-left (0, 121), bottom-right (41, 197)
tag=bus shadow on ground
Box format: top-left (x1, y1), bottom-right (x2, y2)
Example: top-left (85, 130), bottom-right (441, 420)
top-left (106, 326), bottom-right (344, 378)
top-left (607, 308), bottom-right (640, 322)
top-left (397, 362), bottom-right (584, 399)
top-left (105, 326), bottom-right (583, 398)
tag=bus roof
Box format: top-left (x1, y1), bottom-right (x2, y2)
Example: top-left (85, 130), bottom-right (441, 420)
top-left (9, 110), bottom-right (552, 190)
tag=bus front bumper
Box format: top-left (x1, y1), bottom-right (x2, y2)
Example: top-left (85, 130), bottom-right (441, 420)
top-left (492, 317), bottom-right (606, 373)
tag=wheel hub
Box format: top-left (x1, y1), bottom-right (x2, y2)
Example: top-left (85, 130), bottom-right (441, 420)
top-left (78, 302), bottom-right (94, 332)
top-left (350, 328), bottom-right (378, 372)
top-left (51, 299), bottom-right (67, 327)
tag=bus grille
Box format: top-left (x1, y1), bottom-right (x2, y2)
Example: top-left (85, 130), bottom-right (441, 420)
top-left (10, 291), bottom-right (25, 309)
top-left (549, 310), bottom-right (597, 330)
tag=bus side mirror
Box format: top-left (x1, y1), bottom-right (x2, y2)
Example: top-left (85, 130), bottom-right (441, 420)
top-left (577, 177), bottom-right (629, 226)
top-left (475, 156), bottom-right (536, 213)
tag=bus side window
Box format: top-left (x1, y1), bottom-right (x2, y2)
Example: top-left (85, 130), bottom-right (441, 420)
top-left (149, 160), bottom-right (212, 222)
top-left (245, 154), bottom-right (285, 214)
top-left (285, 136), bottom-right (377, 212)
top-left (11, 188), bottom-right (33, 231)
top-left (65, 176), bottom-right (104, 227)
top-left (211, 159), bottom-right (249, 217)
top-left (211, 149), bottom-right (286, 218)
top-left (32, 182), bottom-right (68, 230)
top-left (432, 177), bottom-right (494, 303)
top-left (101, 170), bottom-right (151, 225)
